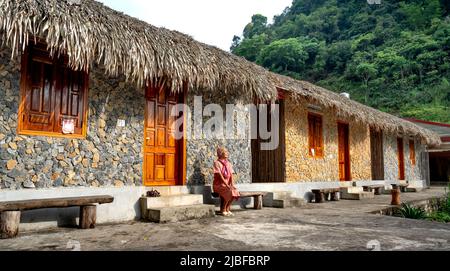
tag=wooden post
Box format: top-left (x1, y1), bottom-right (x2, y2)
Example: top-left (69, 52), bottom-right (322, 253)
top-left (79, 205), bottom-right (97, 229)
top-left (254, 195), bottom-right (263, 210)
top-left (0, 211), bottom-right (21, 239)
top-left (391, 186), bottom-right (401, 206)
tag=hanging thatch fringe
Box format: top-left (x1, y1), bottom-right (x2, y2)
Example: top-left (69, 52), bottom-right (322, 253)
top-left (0, 0), bottom-right (441, 145)
top-left (273, 74), bottom-right (441, 145)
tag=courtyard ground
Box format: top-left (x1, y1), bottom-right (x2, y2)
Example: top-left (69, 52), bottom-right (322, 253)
top-left (0, 187), bottom-right (449, 251)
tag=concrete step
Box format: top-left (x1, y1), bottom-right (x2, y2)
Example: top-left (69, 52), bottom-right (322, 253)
top-left (340, 187), bottom-right (374, 200)
top-left (405, 187), bottom-right (423, 193)
top-left (262, 191), bottom-right (305, 208)
top-left (272, 198), bottom-right (306, 208)
top-left (340, 191), bottom-right (374, 200)
top-left (146, 204), bottom-right (216, 223)
top-left (141, 194), bottom-right (204, 210)
top-left (272, 191), bottom-right (294, 199)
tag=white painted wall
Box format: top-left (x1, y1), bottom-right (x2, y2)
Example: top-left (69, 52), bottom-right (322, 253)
top-left (1, 180), bottom-right (428, 231)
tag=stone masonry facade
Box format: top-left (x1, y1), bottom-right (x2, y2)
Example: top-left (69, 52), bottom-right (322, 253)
top-left (0, 46), bottom-right (252, 190)
top-left (284, 94), bottom-right (424, 183)
top-left (0, 45), bottom-right (426, 190)
top-left (285, 95), bottom-right (375, 182)
top-left (383, 133), bottom-right (424, 182)
top-left (0, 47), bottom-right (145, 190)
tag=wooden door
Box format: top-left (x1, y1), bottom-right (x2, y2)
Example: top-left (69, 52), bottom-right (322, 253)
top-left (397, 138), bottom-right (405, 180)
top-left (144, 85), bottom-right (185, 186)
top-left (338, 123), bottom-right (351, 181)
top-left (370, 128), bottom-right (385, 180)
top-left (251, 100), bottom-right (286, 183)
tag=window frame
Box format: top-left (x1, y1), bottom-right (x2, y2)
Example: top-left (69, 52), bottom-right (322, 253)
top-left (18, 42), bottom-right (89, 139)
top-left (409, 139), bottom-right (416, 166)
top-left (307, 112), bottom-right (324, 158)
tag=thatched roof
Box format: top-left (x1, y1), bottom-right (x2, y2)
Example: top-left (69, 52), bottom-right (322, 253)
top-left (0, 0), bottom-right (278, 101)
top-left (273, 74), bottom-right (442, 145)
top-left (0, 0), bottom-right (441, 145)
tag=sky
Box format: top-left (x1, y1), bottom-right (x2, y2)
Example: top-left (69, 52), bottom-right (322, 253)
top-left (97, 0), bottom-right (292, 51)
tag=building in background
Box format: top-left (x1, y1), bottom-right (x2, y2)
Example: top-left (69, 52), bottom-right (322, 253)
top-left (406, 119), bottom-right (450, 186)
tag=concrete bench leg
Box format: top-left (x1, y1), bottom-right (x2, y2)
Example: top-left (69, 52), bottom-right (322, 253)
top-left (1, 211), bottom-right (21, 239)
top-left (80, 205), bottom-right (97, 229)
top-left (254, 195), bottom-right (263, 210)
top-left (330, 192), bottom-right (339, 201)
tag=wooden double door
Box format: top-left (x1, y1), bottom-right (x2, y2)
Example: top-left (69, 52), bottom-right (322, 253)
top-left (370, 128), bottom-right (385, 180)
top-left (251, 100), bottom-right (286, 183)
top-left (144, 85), bottom-right (185, 186)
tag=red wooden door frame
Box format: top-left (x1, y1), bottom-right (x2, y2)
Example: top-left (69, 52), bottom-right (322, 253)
top-left (143, 85), bottom-right (187, 187)
top-left (338, 122), bottom-right (351, 181)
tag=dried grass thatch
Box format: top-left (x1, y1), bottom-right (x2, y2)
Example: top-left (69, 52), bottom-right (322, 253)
top-left (273, 74), bottom-right (441, 145)
top-left (0, 0), bottom-right (441, 145)
top-left (0, 0), bottom-right (278, 101)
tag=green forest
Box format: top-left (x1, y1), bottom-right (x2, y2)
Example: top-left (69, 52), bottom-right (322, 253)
top-left (231, 0), bottom-right (450, 123)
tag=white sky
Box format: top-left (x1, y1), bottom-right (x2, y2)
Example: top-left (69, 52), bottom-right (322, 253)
top-left (97, 0), bottom-right (292, 51)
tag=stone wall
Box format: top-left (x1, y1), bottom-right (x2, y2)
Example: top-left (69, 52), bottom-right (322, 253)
top-left (185, 91), bottom-right (252, 185)
top-left (0, 46), bottom-right (253, 189)
top-left (284, 95), bottom-right (372, 182)
top-left (0, 47), bottom-right (144, 190)
top-left (384, 133), bottom-right (424, 181)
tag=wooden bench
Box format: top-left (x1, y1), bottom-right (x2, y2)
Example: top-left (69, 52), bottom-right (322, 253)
top-left (212, 191), bottom-right (268, 210)
top-left (362, 185), bottom-right (384, 195)
top-left (312, 188), bottom-right (340, 203)
top-left (0, 195), bottom-right (114, 239)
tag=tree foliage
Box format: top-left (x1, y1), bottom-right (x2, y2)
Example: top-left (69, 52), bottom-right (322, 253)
top-left (231, 0), bottom-right (450, 123)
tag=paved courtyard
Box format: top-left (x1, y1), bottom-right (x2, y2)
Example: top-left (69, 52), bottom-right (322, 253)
top-left (0, 187), bottom-right (449, 251)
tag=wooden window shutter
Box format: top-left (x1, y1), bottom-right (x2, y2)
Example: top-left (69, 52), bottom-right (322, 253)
top-left (19, 42), bottom-right (88, 138)
top-left (308, 114), bottom-right (315, 156)
top-left (21, 50), bottom-right (55, 132)
top-left (409, 140), bottom-right (416, 165)
top-left (315, 116), bottom-right (324, 157)
top-left (54, 67), bottom-right (87, 135)
top-left (308, 113), bottom-right (324, 158)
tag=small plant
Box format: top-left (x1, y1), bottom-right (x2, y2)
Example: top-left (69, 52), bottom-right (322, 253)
top-left (427, 212), bottom-right (450, 223)
top-left (398, 203), bottom-right (427, 220)
top-left (146, 189), bottom-right (161, 197)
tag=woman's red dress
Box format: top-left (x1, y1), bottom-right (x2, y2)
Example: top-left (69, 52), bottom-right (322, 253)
top-left (213, 159), bottom-right (240, 202)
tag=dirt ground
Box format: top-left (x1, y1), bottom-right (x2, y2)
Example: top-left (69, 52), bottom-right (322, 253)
top-left (0, 187), bottom-right (449, 251)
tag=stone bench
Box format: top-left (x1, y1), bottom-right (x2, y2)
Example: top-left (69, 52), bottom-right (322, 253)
top-left (362, 185), bottom-right (384, 195)
top-left (0, 195), bottom-right (114, 239)
top-left (212, 191), bottom-right (268, 210)
top-left (392, 183), bottom-right (409, 192)
top-left (312, 188), bottom-right (340, 203)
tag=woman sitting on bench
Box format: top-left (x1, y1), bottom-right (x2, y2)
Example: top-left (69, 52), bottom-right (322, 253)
top-left (213, 147), bottom-right (240, 216)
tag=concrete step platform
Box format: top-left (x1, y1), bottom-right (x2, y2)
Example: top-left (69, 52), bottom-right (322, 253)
top-left (146, 204), bottom-right (216, 223)
top-left (141, 194), bottom-right (203, 210)
top-left (272, 198), bottom-right (306, 208)
top-left (405, 187), bottom-right (423, 193)
top-left (340, 187), bottom-right (374, 200)
top-left (340, 191), bottom-right (374, 200)
top-left (262, 191), bottom-right (305, 208)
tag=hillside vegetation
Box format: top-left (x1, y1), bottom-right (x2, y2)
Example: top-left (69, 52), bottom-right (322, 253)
top-left (231, 0), bottom-right (450, 123)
